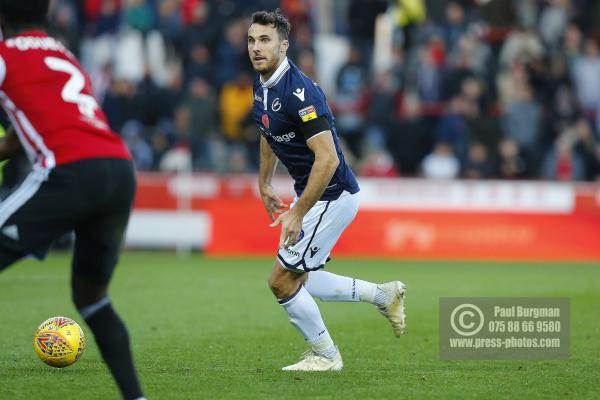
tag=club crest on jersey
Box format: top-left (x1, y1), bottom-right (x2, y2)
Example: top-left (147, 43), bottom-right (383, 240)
top-left (254, 93), bottom-right (262, 102)
top-left (298, 105), bottom-right (317, 122)
top-left (262, 114), bottom-right (269, 129)
top-left (271, 98), bottom-right (282, 112)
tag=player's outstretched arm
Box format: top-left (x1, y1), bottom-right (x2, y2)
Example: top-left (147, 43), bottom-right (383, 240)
top-left (271, 131), bottom-right (339, 248)
top-left (0, 126), bottom-right (22, 161)
top-left (259, 135), bottom-right (288, 221)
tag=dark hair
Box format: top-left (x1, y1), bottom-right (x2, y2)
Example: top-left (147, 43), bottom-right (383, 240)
top-left (0, 0), bottom-right (50, 28)
top-left (251, 9), bottom-right (291, 40)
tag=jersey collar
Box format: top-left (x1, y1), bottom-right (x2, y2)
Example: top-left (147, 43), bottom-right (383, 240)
top-left (260, 57), bottom-right (290, 89)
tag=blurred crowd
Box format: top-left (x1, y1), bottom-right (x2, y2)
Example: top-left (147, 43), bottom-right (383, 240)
top-left (8, 0), bottom-right (600, 181)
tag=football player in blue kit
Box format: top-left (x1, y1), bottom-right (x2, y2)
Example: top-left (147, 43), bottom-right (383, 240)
top-left (248, 10), bottom-right (407, 371)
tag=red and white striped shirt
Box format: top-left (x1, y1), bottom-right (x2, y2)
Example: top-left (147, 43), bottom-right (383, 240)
top-left (0, 31), bottom-right (130, 169)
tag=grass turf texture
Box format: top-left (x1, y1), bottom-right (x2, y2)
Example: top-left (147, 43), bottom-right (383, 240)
top-left (0, 252), bottom-right (599, 399)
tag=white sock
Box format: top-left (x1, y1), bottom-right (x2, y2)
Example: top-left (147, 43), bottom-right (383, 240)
top-left (279, 286), bottom-right (338, 359)
top-left (305, 271), bottom-right (381, 305)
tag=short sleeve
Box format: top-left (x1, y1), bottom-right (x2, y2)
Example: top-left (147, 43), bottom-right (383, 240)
top-left (285, 80), bottom-right (331, 140)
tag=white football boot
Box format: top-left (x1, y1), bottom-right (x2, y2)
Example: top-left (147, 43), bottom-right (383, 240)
top-left (282, 349), bottom-right (343, 371)
top-left (376, 281), bottom-right (407, 337)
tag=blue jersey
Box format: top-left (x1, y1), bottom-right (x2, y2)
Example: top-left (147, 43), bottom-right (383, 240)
top-left (252, 58), bottom-right (359, 201)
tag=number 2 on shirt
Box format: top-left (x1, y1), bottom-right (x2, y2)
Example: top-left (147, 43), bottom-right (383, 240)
top-left (44, 56), bottom-right (99, 119)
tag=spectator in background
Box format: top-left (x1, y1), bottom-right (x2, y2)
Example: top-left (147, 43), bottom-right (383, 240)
top-left (443, 36), bottom-right (480, 100)
top-left (182, 0), bottom-right (220, 53)
top-left (296, 48), bottom-right (317, 80)
top-left (542, 132), bottom-right (586, 181)
top-left (421, 142), bottom-right (460, 179)
top-left (334, 47), bottom-right (369, 159)
top-left (184, 43), bottom-right (215, 85)
top-left (84, 0), bottom-right (122, 36)
top-left (388, 93), bottom-right (429, 175)
top-left (475, 0), bottom-right (516, 27)
top-left (240, 113), bottom-right (261, 171)
top-left (497, 137), bottom-right (529, 179)
top-left (122, 120), bottom-right (154, 170)
top-left (572, 118), bottom-right (600, 180)
top-left (460, 76), bottom-right (485, 109)
top-left (103, 79), bottom-right (138, 132)
top-left (415, 35), bottom-right (446, 102)
top-left (359, 148), bottom-right (400, 177)
top-left (158, 105), bottom-right (194, 172)
top-left (173, 104), bottom-right (193, 144)
top-left (215, 19), bottom-right (251, 88)
top-left (150, 119), bottom-right (176, 170)
top-left (546, 84), bottom-right (579, 148)
top-left (366, 70), bottom-right (399, 152)
top-left (434, 95), bottom-right (470, 164)
top-left (571, 38), bottom-right (600, 114)
top-left (440, 1), bottom-right (468, 53)
top-left (561, 23), bottom-right (584, 66)
top-left (389, 45), bottom-right (406, 90)
top-left (463, 96), bottom-right (502, 161)
top-left (287, 23), bottom-right (314, 63)
top-left (512, 0), bottom-right (539, 29)
top-left (90, 62), bottom-right (114, 105)
top-left (348, 0), bottom-right (389, 59)
top-left (123, 0), bottom-right (155, 33)
top-left (539, 0), bottom-right (571, 50)
top-left (389, 0), bottom-right (426, 50)
top-left (501, 83), bottom-right (542, 158)
top-left (448, 34), bottom-right (492, 87)
top-left (497, 62), bottom-right (530, 107)
top-left (49, 0), bottom-right (80, 54)
top-left (463, 142), bottom-right (494, 179)
top-left (157, 0), bottom-right (185, 52)
top-left (160, 143), bottom-right (193, 172)
top-left (499, 28), bottom-right (545, 69)
top-left (134, 68), bottom-right (173, 126)
top-left (183, 78), bottom-right (219, 170)
top-left (225, 145), bottom-right (249, 173)
top-left (219, 71), bottom-right (253, 142)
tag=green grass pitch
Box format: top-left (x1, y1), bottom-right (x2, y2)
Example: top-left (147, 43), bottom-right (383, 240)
top-left (1, 252), bottom-right (599, 399)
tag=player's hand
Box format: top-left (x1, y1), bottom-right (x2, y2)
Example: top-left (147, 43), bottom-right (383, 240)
top-left (260, 185), bottom-right (288, 222)
top-left (270, 209), bottom-right (303, 249)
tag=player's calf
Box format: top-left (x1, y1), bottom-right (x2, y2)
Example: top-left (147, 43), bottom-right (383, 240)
top-left (304, 272), bottom-right (407, 337)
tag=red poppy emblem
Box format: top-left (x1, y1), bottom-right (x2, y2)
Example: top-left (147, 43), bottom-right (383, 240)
top-left (262, 114), bottom-right (269, 129)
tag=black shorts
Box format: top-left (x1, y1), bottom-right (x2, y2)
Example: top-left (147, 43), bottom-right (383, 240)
top-left (0, 158), bottom-right (135, 285)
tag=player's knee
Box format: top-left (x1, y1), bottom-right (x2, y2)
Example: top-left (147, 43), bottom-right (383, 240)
top-left (267, 275), bottom-right (283, 297)
top-left (268, 274), bottom-right (303, 299)
top-left (72, 290), bottom-right (106, 309)
top-left (71, 278), bottom-right (108, 309)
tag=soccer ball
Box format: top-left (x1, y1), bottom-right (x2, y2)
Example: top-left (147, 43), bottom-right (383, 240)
top-left (33, 316), bottom-right (85, 368)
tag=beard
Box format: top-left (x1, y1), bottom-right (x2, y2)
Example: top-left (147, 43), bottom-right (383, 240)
top-left (252, 55), bottom-right (280, 75)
